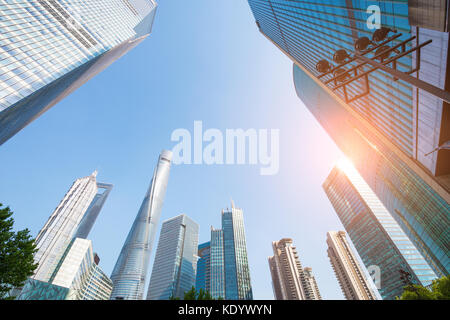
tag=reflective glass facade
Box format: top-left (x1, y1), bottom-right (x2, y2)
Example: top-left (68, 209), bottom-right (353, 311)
top-left (147, 214), bottom-right (199, 300)
top-left (110, 150), bottom-right (172, 300)
top-left (222, 204), bottom-right (253, 300)
top-left (206, 202), bottom-right (253, 300)
top-left (74, 182), bottom-right (113, 239)
top-left (323, 164), bottom-right (438, 300)
top-left (293, 65), bottom-right (450, 277)
top-left (16, 279), bottom-right (69, 300)
top-left (210, 228), bottom-right (225, 299)
top-left (195, 241), bottom-right (211, 293)
top-left (0, 0), bottom-right (157, 145)
top-left (32, 171), bottom-right (111, 282)
top-left (248, 0), bottom-right (450, 278)
top-left (19, 238), bottom-right (113, 300)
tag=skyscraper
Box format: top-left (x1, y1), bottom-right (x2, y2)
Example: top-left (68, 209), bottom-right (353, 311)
top-left (110, 150), bottom-right (172, 300)
top-left (32, 171), bottom-right (112, 282)
top-left (268, 238), bottom-right (321, 300)
top-left (303, 268), bottom-right (322, 300)
top-left (221, 201), bottom-right (253, 300)
top-left (327, 231), bottom-right (377, 300)
top-left (147, 214), bottom-right (199, 300)
top-left (197, 202), bottom-right (253, 300)
top-left (18, 238), bottom-right (113, 300)
top-left (74, 183), bottom-right (113, 239)
top-left (323, 161), bottom-right (438, 299)
top-left (247, 0), bottom-right (450, 278)
top-left (0, 0), bottom-right (158, 145)
top-left (210, 228), bottom-right (225, 299)
top-left (196, 241), bottom-right (211, 293)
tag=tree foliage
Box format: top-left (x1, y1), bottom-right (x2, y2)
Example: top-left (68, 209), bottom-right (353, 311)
top-left (169, 286), bottom-right (220, 300)
top-left (0, 203), bottom-right (38, 300)
top-left (398, 276), bottom-right (450, 300)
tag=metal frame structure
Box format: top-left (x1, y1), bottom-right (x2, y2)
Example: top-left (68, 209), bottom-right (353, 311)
top-left (316, 29), bottom-right (450, 104)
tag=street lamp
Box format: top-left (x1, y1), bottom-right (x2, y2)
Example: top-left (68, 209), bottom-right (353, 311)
top-left (315, 26), bottom-right (450, 104)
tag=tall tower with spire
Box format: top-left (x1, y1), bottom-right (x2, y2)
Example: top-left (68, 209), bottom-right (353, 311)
top-left (198, 201), bottom-right (253, 300)
top-left (110, 150), bottom-right (173, 300)
top-left (33, 171), bottom-right (112, 281)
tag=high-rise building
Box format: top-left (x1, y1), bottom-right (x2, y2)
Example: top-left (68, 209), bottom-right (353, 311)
top-left (32, 171), bottom-right (112, 282)
top-left (147, 214), bottom-right (199, 300)
top-left (74, 183), bottom-right (113, 239)
top-left (327, 231), bottom-right (377, 300)
top-left (323, 161), bottom-right (438, 299)
top-left (197, 202), bottom-right (253, 300)
top-left (210, 228), bottom-right (225, 299)
top-left (247, 0), bottom-right (450, 278)
top-left (110, 150), bottom-right (172, 300)
top-left (268, 238), bottom-right (321, 300)
top-left (0, 0), bottom-right (158, 145)
top-left (195, 241), bottom-right (211, 293)
top-left (303, 268), bottom-right (322, 300)
top-left (18, 238), bottom-right (113, 300)
top-left (221, 201), bottom-right (253, 300)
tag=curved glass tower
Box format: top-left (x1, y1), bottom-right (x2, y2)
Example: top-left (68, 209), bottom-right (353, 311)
top-left (110, 150), bottom-right (172, 300)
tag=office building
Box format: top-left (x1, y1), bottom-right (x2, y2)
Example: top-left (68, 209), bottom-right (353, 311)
top-left (147, 214), bottom-right (199, 300)
top-left (327, 231), bottom-right (377, 300)
top-left (18, 238), bottom-right (113, 300)
top-left (268, 238), bottom-right (321, 300)
top-left (110, 150), bottom-right (172, 300)
top-left (32, 171), bottom-right (112, 282)
top-left (197, 201), bottom-right (253, 300)
top-left (248, 0), bottom-right (450, 277)
top-left (323, 161), bottom-right (438, 299)
top-left (195, 241), bottom-right (211, 293)
top-left (0, 0), bottom-right (158, 145)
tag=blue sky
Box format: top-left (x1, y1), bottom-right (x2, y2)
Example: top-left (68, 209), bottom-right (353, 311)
top-left (0, 1), bottom-right (347, 299)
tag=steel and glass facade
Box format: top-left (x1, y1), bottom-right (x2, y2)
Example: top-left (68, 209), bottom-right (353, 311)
top-left (195, 241), bottom-right (211, 293)
top-left (210, 228), bottom-right (225, 299)
top-left (19, 238), bottom-right (113, 300)
top-left (0, 0), bottom-right (158, 145)
top-left (32, 171), bottom-right (111, 282)
top-left (147, 214), bottom-right (199, 300)
top-left (247, 0), bottom-right (449, 277)
top-left (222, 203), bottom-right (253, 300)
top-left (323, 164), bottom-right (438, 299)
top-left (110, 150), bottom-right (172, 300)
top-left (204, 202), bottom-right (253, 300)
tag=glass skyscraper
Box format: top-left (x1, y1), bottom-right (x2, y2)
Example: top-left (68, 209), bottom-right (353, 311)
top-left (247, 0), bottom-right (450, 277)
top-left (32, 171), bottom-right (112, 282)
top-left (323, 161), bottom-right (438, 300)
top-left (195, 241), bottom-right (211, 293)
top-left (147, 214), bottom-right (199, 300)
top-left (210, 228), bottom-right (225, 299)
top-left (110, 150), bottom-right (172, 300)
top-left (0, 0), bottom-right (158, 145)
top-left (197, 201), bottom-right (253, 300)
top-left (18, 238), bottom-right (113, 300)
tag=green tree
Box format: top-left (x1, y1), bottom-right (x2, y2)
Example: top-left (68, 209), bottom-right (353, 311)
top-left (168, 286), bottom-right (220, 300)
top-left (398, 276), bottom-right (450, 300)
top-left (0, 203), bottom-right (37, 300)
